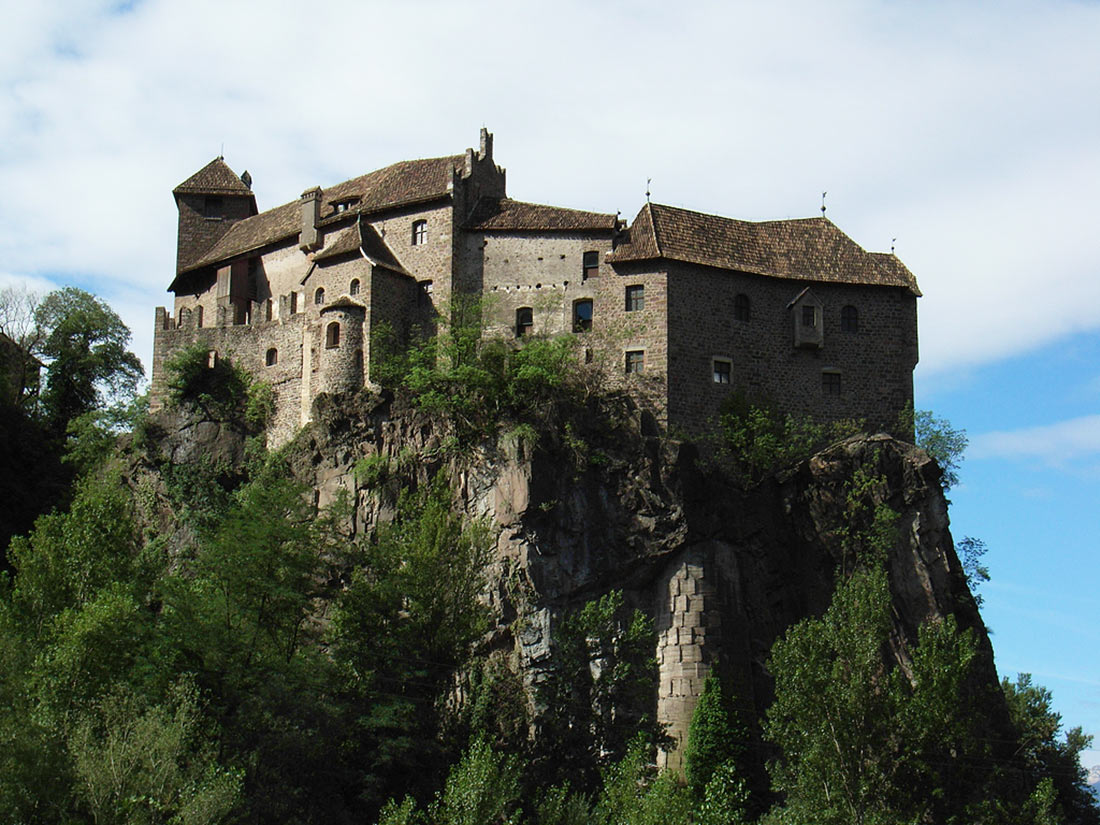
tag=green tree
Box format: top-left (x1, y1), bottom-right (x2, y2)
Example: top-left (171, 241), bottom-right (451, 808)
top-left (684, 672), bottom-right (752, 819)
top-left (34, 287), bottom-right (144, 434)
top-left (897, 405), bottom-right (968, 490)
top-left (764, 567), bottom-right (988, 825)
top-left (1002, 674), bottom-right (1099, 825)
top-left (533, 591), bottom-right (662, 792)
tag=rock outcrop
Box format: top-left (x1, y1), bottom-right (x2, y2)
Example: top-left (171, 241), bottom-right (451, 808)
top-left (261, 390), bottom-right (994, 771)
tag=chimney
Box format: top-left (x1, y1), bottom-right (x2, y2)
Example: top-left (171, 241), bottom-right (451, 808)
top-left (478, 128), bottom-right (493, 161)
top-left (300, 186), bottom-right (322, 251)
top-left (464, 148), bottom-right (475, 178)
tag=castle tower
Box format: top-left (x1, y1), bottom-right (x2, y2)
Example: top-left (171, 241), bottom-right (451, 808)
top-left (319, 300), bottom-right (366, 395)
top-left (172, 158), bottom-right (258, 274)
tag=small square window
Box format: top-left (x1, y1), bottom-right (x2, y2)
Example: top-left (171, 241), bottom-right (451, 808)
top-left (626, 285), bottom-right (644, 312)
top-left (802, 305), bottom-right (816, 327)
top-left (713, 359), bottom-right (731, 384)
top-left (822, 371), bottom-right (841, 395)
top-left (412, 220), bottom-right (428, 245)
top-left (625, 350), bottom-right (644, 374)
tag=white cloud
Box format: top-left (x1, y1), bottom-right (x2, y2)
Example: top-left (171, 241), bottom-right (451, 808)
top-left (970, 415), bottom-right (1100, 465)
top-left (1, 0), bottom-right (1099, 374)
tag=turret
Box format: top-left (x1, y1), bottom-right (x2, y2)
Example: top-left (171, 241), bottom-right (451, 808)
top-left (172, 158), bottom-right (257, 275)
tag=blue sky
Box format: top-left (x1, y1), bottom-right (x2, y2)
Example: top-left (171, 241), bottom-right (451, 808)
top-left (2, 0), bottom-right (1098, 768)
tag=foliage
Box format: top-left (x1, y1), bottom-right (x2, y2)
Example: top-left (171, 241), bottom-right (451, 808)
top-left (164, 343), bottom-right (248, 419)
top-left (428, 737), bottom-right (523, 825)
top-left (1002, 674), bottom-right (1099, 825)
top-left (764, 566), bottom-right (988, 825)
top-left (898, 403), bottom-right (969, 490)
top-left (718, 393), bottom-right (863, 484)
top-left (68, 677), bottom-right (241, 825)
top-left (533, 591), bottom-right (663, 793)
top-left (34, 287), bottom-right (144, 434)
top-left (957, 535), bottom-right (991, 607)
top-left (590, 736), bottom-right (692, 825)
top-left (684, 673), bottom-right (750, 812)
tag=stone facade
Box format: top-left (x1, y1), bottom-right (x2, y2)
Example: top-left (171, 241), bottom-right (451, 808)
top-left (152, 129), bottom-right (920, 446)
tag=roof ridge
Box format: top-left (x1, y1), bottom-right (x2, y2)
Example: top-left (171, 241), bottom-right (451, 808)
top-left (648, 202), bottom-right (663, 257)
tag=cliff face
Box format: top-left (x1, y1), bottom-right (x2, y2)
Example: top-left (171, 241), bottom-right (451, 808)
top-left (241, 391), bottom-right (995, 770)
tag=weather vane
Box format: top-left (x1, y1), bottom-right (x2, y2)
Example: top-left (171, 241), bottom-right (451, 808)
top-left (646, 178), bottom-right (652, 203)
top-left (821, 191), bottom-right (827, 216)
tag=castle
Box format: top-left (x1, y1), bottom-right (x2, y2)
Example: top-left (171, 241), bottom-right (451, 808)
top-left (151, 129), bottom-right (919, 444)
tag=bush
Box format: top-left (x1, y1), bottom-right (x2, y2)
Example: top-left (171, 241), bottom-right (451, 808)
top-left (164, 344), bottom-right (249, 420)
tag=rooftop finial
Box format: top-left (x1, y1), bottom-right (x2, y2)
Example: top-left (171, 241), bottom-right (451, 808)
top-left (646, 178), bottom-right (652, 203)
top-left (891, 237), bottom-right (896, 254)
top-left (821, 191), bottom-right (827, 216)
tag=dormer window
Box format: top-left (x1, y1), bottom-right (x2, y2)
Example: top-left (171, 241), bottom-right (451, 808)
top-left (789, 289), bottom-right (824, 349)
top-left (802, 305), bottom-right (817, 327)
top-left (332, 197), bottom-right (358, 214)
top-left (412, 220), bottom-right (428, 246)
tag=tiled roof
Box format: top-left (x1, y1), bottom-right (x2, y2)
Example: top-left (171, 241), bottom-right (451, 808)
top-left (179, 155), bottom-right (463, 274)
top-left (607, 203), bottom-right (920, 294)
top-left (173, 158), bottom-right (254, 196)
top-left (464, 198), bottom-right (617, 232)
top-left (312, 220), bottom-right (411, 277)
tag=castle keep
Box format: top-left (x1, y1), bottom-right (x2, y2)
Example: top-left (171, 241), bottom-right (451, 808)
top-left (152, 130), bottom-right (919, 444)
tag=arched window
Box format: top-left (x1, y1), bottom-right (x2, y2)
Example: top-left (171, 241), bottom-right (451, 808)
top-left (349, 279), bottom-right (360, 296)
top-left (573, 299), bottom-right (593, 332)
top-left (314, 287), bottom-right (325, 305)
top-left (841, 305), bottom-right (859, 333)
top-left (265, 348), bottom-right (278, 366)
top-left (515, 307), bottom-right (533, 338)
top-left (326, 321), bottom-right (340, 349)
top-left (412, 220), bottom-right (427, 246)
top-left (734, 293), bottom-right (751, 322)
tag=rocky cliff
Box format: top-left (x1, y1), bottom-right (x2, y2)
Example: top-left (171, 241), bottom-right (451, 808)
top-left (135, 389), bottom-right (997, 771)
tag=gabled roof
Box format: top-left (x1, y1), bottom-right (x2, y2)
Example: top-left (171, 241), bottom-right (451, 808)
top-left (464, 198), bottom-right (617, 232)
top-left (176, 155), bottom-right (463, 277)
top-left (173, 158), bottom-right (254, 196)
top-left (607, 203), bottom-right (920, 295)
top-left (312, 220), bottom-right (411, 277)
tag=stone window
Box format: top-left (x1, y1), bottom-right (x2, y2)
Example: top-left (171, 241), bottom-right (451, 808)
top-left (841, 304), bottom-right (859, 333)
top-left (195, 306), bottom-right (204, 328)
top-left (350, 279), bottom-right (360, 296)
top-left (412, 220), bottom-right (428, 246)
top-left (315, 287), bottom-right (325, 306)
top-left (515, 307), bottom-right (533, 338)
top-left (326, 321), bottom-right (340, 349)
top-left (802, 305), bottom-right (817, 328)
top-left (822, 370), bottom-right (841, 395)
top-left (713, 358), bottom-right (731, 384)
top-left (206, 350), bottom-right (218, 368)
top-left (625, 350), bottom-right (644, 374)
top-left (265, 348), bottom-right (278, 366)
top-left (734, 293), bottom-right (751, 322)
top-left (626, 285), bottom-right (644, 312)
top-left (583, 251), bottom-right (599, 280)
top-left (203, 196), bottom-right (222, 219)
top-left (573, 299), bottom-right (593, 332)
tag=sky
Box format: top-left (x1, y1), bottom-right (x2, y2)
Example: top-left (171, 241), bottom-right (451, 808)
top-left (2, 0), bottom-right (1099, 769)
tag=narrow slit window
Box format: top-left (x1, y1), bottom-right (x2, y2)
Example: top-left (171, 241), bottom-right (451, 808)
top-left (412, 220), bottom-right (427, 246)
top-left (350, 279), bottom-right (360, 296)
top-left (315, 287), bottom-right (325, 305)
top-left (734, 293), bottom-right (751, 322)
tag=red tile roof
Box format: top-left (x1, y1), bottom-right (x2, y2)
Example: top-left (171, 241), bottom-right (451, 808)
top-left (608, 203), bottom-right (920, 294)
top-left (464, 198), bottom-right (616, 232)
